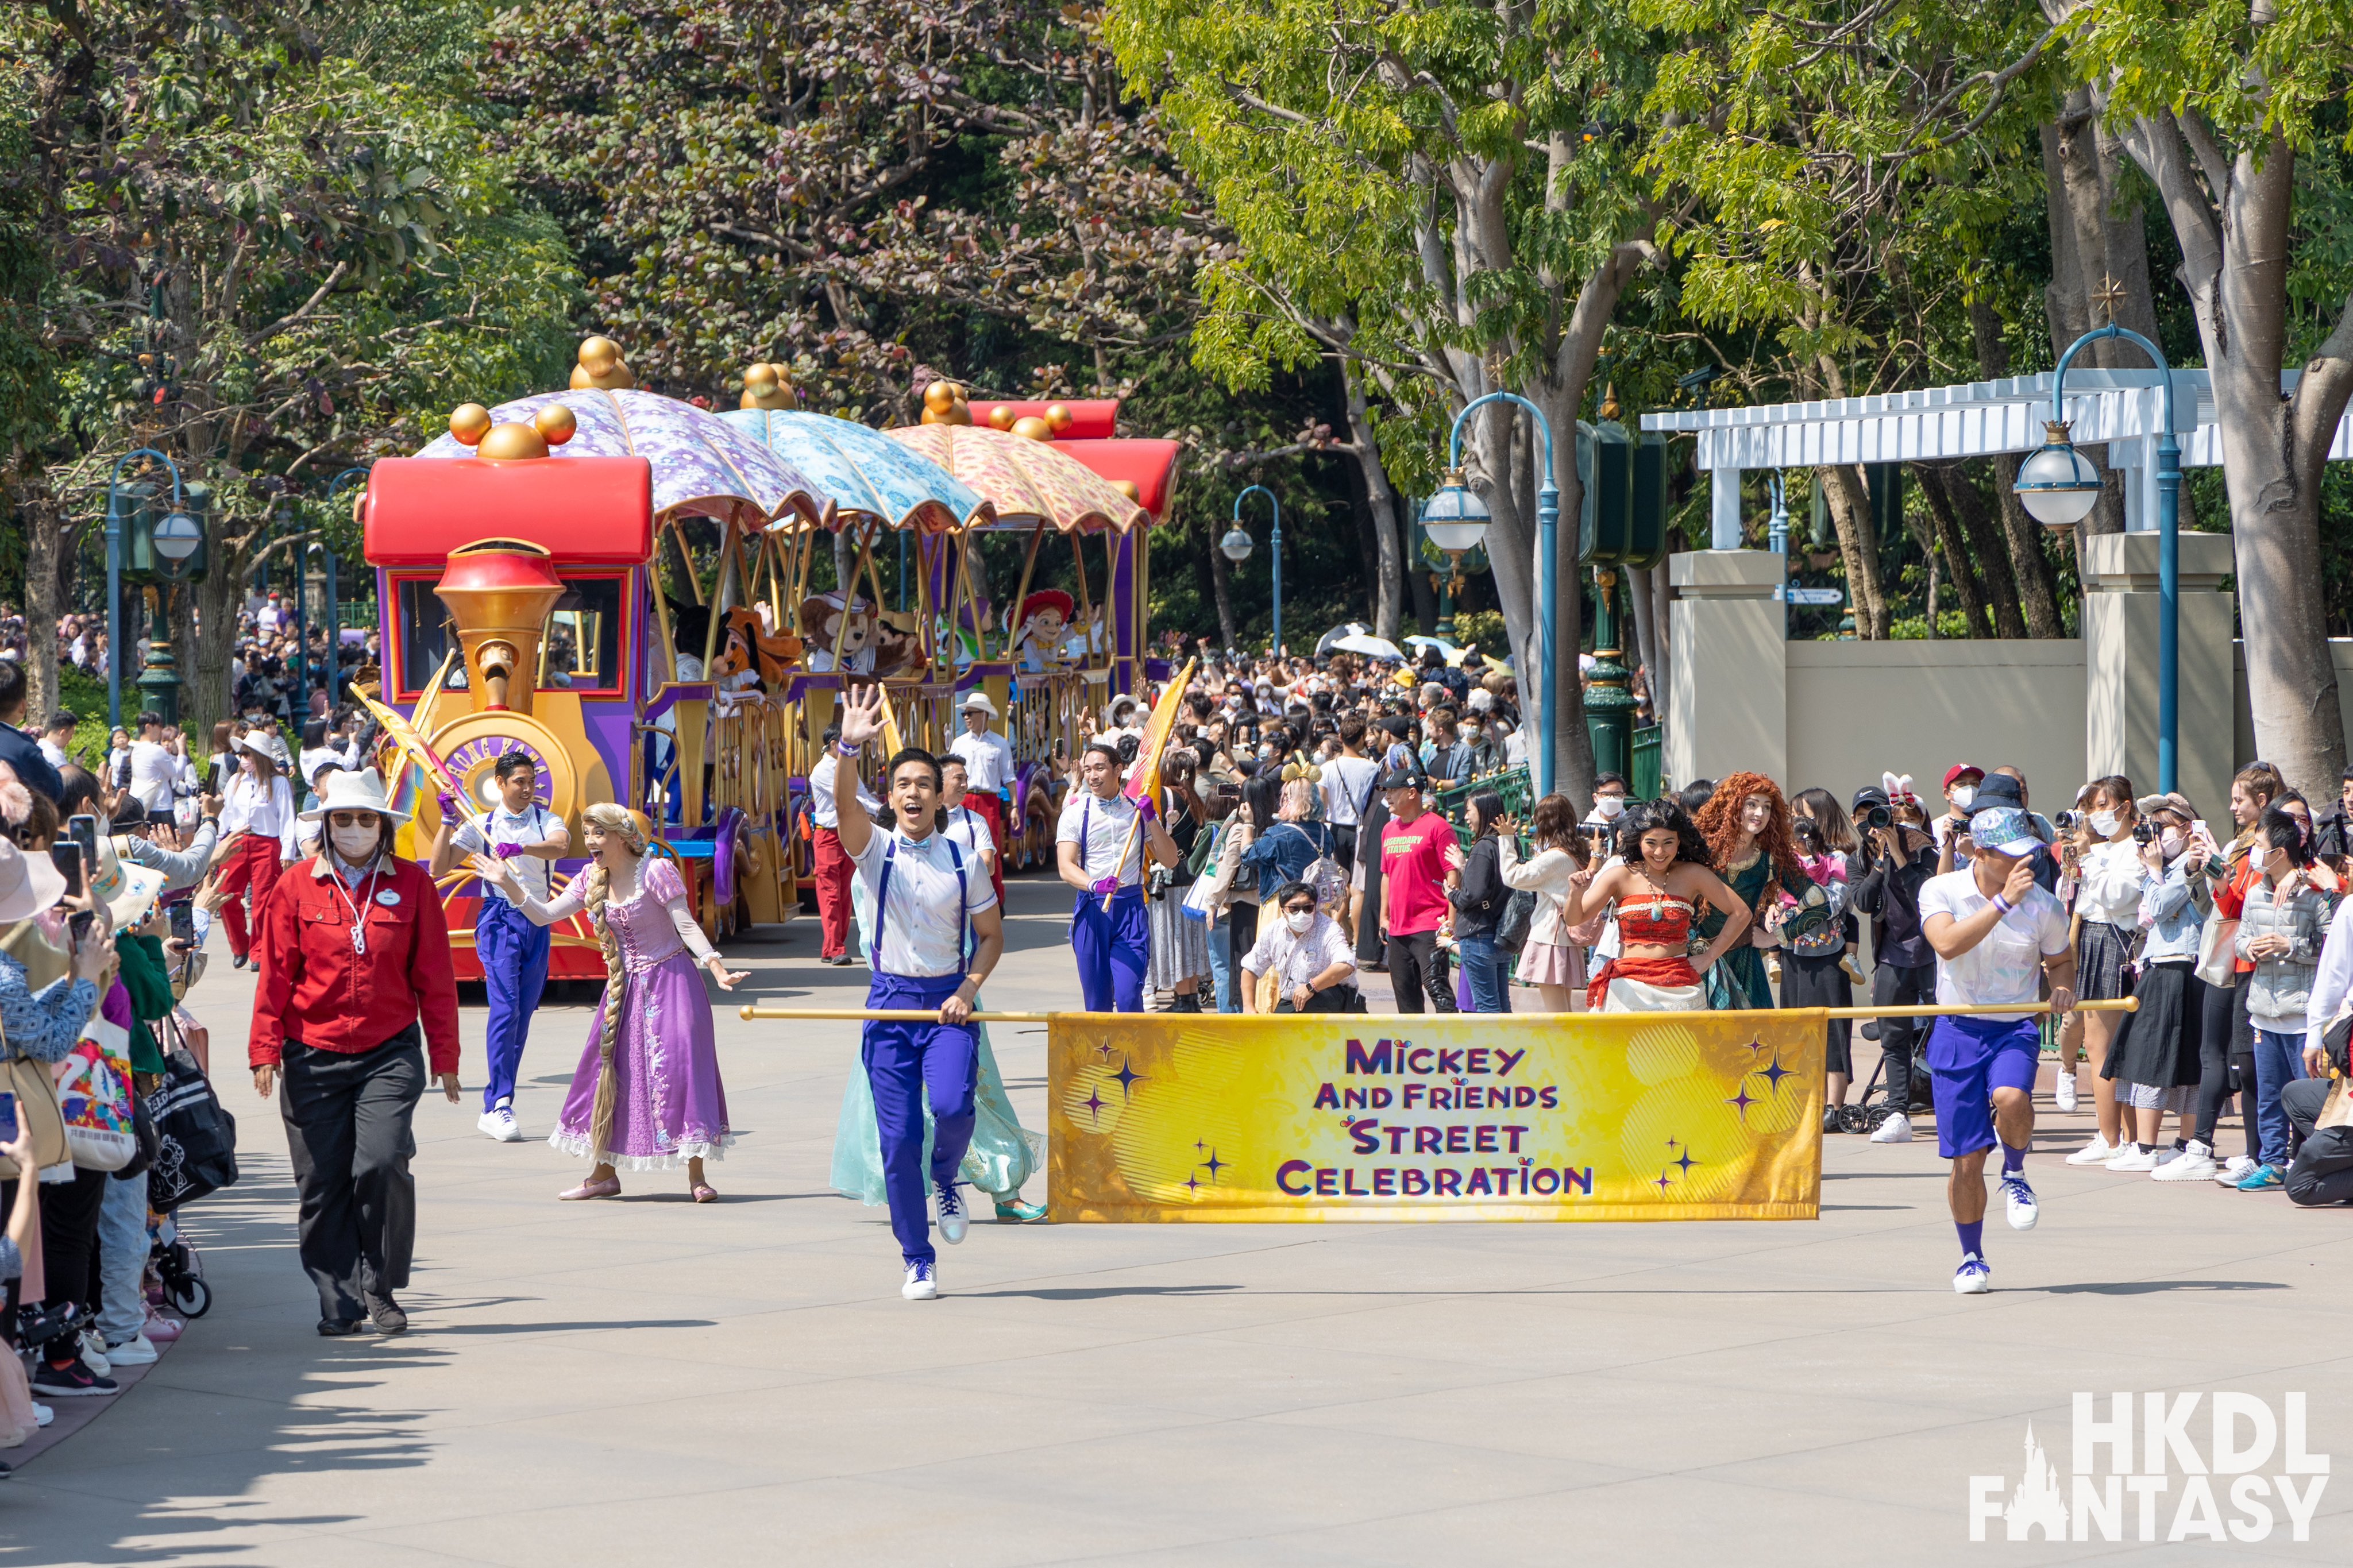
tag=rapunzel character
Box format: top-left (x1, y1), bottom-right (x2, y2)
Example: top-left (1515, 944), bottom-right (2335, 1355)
top-left (479, 804), bottom-right (746, 1202)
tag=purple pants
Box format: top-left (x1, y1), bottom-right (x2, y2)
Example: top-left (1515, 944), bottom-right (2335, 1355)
top-left (862, 972), bottom-right (977, 1266)
top-left (1071, 886), bottom-right (1148, 1012)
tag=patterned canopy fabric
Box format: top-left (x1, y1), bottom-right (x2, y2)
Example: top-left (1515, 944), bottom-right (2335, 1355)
top-left (721, 410), bottom-right (992, 534)
top-left (884, 423), bottom-right (1151, 535)
top-left (414, 388), bottom-right (829, 530)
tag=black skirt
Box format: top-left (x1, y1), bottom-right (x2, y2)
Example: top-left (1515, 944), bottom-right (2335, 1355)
top-left (2076, 919), bottom-right (2136, 1002)
top-left (1779, 949), bottom-right (1854, 1073)
top-left (2103, 960), bottom-right (2205, 1087)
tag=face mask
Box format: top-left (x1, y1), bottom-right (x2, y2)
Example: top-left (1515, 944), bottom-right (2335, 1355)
top-left (1596, 795), bottom-right (1626, 820)
top-left (330, 823), bottom-right (380, 862)
top-left (1284, 910), bottom-right (1315, 934)
top-left (1948, 786), bottom-right (1976, 811)
top-left (2161, 828), bottom-right (2186, 859)
top-left (2088, 810), bottom-right (2120, 839)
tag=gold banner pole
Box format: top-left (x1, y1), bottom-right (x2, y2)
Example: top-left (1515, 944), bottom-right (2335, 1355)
top-left (739, 999), bottom-right (2134, 1024)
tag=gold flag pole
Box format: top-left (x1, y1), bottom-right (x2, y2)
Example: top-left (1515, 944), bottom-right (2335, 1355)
top-left (738, 999), bottom-right (2136, 1024)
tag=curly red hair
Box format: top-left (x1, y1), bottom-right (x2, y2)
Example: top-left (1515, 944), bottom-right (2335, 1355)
top-left (1695, 771), bottom-right (1807, 908)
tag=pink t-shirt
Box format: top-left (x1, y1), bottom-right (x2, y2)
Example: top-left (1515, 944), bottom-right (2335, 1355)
top-left (1382, 810), bottom-right (1455, 936)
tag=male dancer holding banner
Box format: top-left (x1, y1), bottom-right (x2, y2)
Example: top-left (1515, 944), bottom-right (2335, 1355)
top-left (832, 684), bottom-right (1005, 1301)
top-left (1917, 806), bottom-right (2076, 1294)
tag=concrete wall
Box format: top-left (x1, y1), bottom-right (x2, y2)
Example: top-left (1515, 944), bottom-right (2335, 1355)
top-left (1783, 640), bottom-right (2088, 810)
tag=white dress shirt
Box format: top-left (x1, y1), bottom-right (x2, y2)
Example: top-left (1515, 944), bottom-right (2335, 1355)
top-left (851, 827), bottom-right (998, 978)
top-left (810, 752), bottom-right (881, 830)
top-left (947, 727), bottom-right (1016, 793)
top-left (942, 802), bottom-right (997, 867)
top-left (222, 772), bottom-right (298, 862)
top-left (452, 804), bottom-right (566, 903)
top-left (1243, 913), bottom-right (1357, 991)
top-left (127, 740), bottom-right (178, 813)
top-left (1057, 789), bottom-right (1145, 889)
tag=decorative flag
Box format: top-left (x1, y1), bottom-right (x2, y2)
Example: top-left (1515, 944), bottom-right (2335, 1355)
top-left (354, 691), bottom-right (489, 836)
top-left (1120, 659), bottom-right (1195, 808)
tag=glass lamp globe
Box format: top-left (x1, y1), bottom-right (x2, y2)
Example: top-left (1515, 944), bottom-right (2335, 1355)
top-left (1421, 469), bottom-right (1491, 553)
top-left (153, 510), bottom-right (200, 561)
top-left (1219, 526), bottom-right (1253, 563)
top-left (2013, 422), bottom-right (2104, 528)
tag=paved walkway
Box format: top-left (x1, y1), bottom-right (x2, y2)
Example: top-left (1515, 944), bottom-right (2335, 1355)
top-left (7, 876), bottom-right (2351, 1563)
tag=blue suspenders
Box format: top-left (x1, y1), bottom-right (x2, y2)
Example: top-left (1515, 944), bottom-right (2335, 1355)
top-left (874, 835), bottom-right (969, 977)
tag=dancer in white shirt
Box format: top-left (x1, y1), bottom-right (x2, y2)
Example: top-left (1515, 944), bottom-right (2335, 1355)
top-left (216, 731), bottom-right (298, 967)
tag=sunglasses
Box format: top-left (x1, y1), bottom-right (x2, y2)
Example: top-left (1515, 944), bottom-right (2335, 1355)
top-left (326, 811), bottom-right (381, 829)
top-left (1283, 902), bottom-right (1316, 915)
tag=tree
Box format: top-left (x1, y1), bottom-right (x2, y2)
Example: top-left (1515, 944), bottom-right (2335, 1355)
top-left (2066, 0), bottom-right (2353, 794)
top-left (1110, 0), bottom-right (1676, 797)
top-left (4, 0), bottom-right (582, 732)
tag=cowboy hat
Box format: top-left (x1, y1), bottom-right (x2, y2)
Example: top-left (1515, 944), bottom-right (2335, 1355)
top-left (959, 689), bottom-right (1000, 717)
top-left (88, 835), bottom-right (165, 933)
top-left (298, 767), bottom-right (410, 823)
top-left (0, 837), bottom-right (67, 924)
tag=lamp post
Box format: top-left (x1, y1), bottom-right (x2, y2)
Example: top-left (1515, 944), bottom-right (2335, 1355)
top-left (1232, 485), bottom-right (1282, 655)
top-left (2014, 324), bottom-right (2180, 792)
top-left (1426, 393), bottom-right (1560, 796)
top-left (322, 467), bottom-right (370, 705)
top-left (103, 448), bottom-right (188, 731)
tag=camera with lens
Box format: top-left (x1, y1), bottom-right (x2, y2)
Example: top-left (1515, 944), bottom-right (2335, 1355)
top-left (2132, 820), bottom-right (2156, 846)
top-left (2053, 809), bottom-right (2081, 835)
top-left (2314, 808), bottom-right (2349, 861)
top-left (1860, 803), bottom-right (1892, 831)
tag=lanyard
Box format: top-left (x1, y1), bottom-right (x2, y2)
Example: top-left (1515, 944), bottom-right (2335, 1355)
top-left (323, 855), bottom-right (384, 956)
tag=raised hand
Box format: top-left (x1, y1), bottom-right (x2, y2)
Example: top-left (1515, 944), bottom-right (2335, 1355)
top-left (838, 681), bottom-right (886, 751)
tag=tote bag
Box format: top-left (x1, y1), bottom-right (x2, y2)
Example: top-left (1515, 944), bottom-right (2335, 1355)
top-left (0, 1018), bottom-right (71, 1180)
top-left (55, 1017), bottom-right (138, 1173)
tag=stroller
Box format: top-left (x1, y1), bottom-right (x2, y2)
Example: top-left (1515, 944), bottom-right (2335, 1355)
top-left (149, 1222), bottom-right (211, 1319)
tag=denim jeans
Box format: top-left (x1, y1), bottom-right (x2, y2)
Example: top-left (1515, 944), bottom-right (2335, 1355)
top-left (1207, 916), bottom-right (1236, 1013)
top-left (1457, 936), bottom-right (1511, 1014)
top-left (2250, 1025), bottom-right (2309, 1168)
top-left (97, 1170), bottom-right (150, 1345)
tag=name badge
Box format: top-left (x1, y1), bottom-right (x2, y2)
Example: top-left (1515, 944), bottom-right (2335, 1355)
top-left (376, 890), bottom-right (402, 907)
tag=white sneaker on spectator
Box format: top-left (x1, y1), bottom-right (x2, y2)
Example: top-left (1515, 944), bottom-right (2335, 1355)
top-left (1869, 1114), bottom-right (1913, 1144)
top-left (2053, 1071), bottom-right (2078, 1113)
top-left (2214, 1154), bottom-right (2256, 1185)
top-left (32, 1403), bottom-right (52, 1427)
top-left (2064, 1136), bottom-right (2117, 1166)
top-left (2154, 1141), bottom-right (2218, 1181)
top-left (2104, 1145), bottom-right (2159, 1172)
top-left (78, 1328), bottom-right (110, 1378)
top-left (105, 1331), bottom-right (159, 1366)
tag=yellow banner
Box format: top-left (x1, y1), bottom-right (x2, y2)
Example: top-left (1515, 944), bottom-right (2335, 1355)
top-left (1048, 1011), bottom-right (1825, 1221)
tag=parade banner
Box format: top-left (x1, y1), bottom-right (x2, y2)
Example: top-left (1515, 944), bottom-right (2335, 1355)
top-left (1048, 1010), bottom-right (1825, 1222)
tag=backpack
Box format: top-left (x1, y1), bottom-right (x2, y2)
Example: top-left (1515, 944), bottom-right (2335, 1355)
top-left (1497, 889), bottom-right (1538, 953)
top-left (1781, 880), bottom-right (1847, 959)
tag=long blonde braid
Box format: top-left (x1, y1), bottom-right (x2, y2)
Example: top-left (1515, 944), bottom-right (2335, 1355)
top-left (580, 803), bottom-right (646, 1163)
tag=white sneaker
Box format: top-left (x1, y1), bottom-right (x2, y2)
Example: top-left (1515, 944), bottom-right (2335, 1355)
top-left (1954, 1253), bottom-right (1992, 1294)
top-left (2153, 1145), bottom-right (2184, 1167)
top-left (2065, 1137), bottom-right (2118, 1166)
top-left (1870, 1114), bottom-right (1914, 1144)
top-left (478, 1106), bottom-right (523, 1143)
top-left (2154, 1141), bottom-right (2219, 1181)
top-left (936, 1184), bottom-right (968, 1245)
top-left (2105, 1145), bottom-right (2159, 1172)
top-left (2053, 1070), bottom-right (2078, 1113)
top-left (901, 1260), bottom-right (938, 1301)
top-left (79, 1328), bottom-right (110, 1378)
top-left (32, 1402), bottom-right (52, 1427)
top-left (2002, 1173), bottom-right (2039, 1230)
top-left (2214, 1154), bottom-right (2256, 1185)
top-left (103, 1331), bottom-right (159, 1367)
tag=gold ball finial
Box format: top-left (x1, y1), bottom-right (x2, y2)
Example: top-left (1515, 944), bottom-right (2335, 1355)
top-left (923, 380), bottom-right (960, 415)
top-left (988, 404), bottom-right (1017, 432)
top-left (1011, 415), bottom-right (1054, 442)
top-left (449, 404), bottom-right (492, 446)
top-left (476, 421), bottom-right (550, 461)
top-left (569, 364), bottom-right (595, 390)
top-left (1044, 402), bottom-right (1073, 434)
top-left (1113, 479), bottom-right (1141, 501)
top-left (533, 403), bottom-right (578, 446)
top-left (578, 336), bottom-right (622, 376)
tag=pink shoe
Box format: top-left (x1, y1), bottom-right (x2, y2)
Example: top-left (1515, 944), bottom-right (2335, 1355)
top-left (145, 1312), bottom-right (186, 1342)
top-left (558, 1177), bottom-right (622, 1201)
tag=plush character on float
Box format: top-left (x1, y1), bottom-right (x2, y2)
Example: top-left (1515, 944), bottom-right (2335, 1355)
top-left (711, 606), bottom-right (804, 692)
top-left (1013, 589), bottom-right (1075, 673)
top-left (801, 591), bottom-right (880, 674)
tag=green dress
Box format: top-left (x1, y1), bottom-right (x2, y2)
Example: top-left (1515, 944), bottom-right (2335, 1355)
top-left (828, 866), bottom-right (1044, 1206)
top-left (1701, 848), bottom-right (1776, 1011)
top-left (115, 931), bottom-right (175, 1073)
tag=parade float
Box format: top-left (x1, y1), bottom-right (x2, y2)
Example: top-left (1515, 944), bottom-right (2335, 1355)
top-left (356, 339), bottom-right (1181, 975)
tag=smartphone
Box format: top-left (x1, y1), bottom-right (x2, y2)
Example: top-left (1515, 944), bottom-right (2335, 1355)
top-left (2192, 819), bottom-right (2216, 848)
top-left (0, 1091), bottom-right (16, 1145)
top-left (168, 900), bottom-right (195, 945)
top-left (68, 813), bottom-right (99, 873)
top-left (51, 840), bottom-right (84, 897)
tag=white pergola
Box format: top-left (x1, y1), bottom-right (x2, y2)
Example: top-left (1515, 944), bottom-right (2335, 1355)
top-left (1641, 369), bottom-right (2351, 546)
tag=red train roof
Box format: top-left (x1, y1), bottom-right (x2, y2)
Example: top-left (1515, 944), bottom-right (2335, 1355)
top-left (966, 400), bottom-right (1120, 438)
top-left (361, 456), bottom-right (655, 567)
top-left (1054, 438), bottom-right (1183, 519)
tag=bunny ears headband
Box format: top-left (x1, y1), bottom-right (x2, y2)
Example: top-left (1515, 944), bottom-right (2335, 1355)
top-left (1883, 771), bottom-right (1920, 807)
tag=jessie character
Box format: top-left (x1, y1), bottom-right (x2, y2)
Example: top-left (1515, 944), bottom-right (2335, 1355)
top-left (1013, 590), bottom-right (1074, 673)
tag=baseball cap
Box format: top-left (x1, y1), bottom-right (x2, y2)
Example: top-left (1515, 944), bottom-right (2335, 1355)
top-left (1968, 807), bottom-right (2042, 858)
top-left (1943, 763), bottom-right (1984, 790)
top-left (1379, 767), bottom-right (1422, 793)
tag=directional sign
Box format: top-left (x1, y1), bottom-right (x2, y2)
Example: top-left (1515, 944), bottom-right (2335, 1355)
top-left (1785, 587), bottom-right (1845, 607)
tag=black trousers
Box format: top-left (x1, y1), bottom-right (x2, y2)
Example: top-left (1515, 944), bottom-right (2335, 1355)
top-left (1384, 931), bottom-right (1458, 1014)
top-left (1330, 824), bottom-right (1359, 876)
top-left (2195, 980), bottom-right (2256, 1153)
top-left (2283, 1077), bottom-right (2353, 1206)
top-left (1872, 961), bottom-right (1934, 1111)
top-left (0, 1164), bottom-right (109, 1349)
top-left (281, 1037), bottom-right (424, 1322)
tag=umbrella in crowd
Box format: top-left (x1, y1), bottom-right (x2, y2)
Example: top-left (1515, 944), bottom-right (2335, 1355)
top-left (1331, 633), bottom-right (1406, 661)
top-left (1315, 622), bottom-right (1372, 654)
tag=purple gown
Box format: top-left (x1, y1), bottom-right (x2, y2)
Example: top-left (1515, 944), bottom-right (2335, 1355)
top-left (547, 857), bottom-right (733, 1169)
